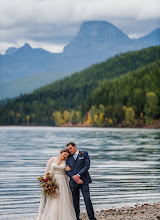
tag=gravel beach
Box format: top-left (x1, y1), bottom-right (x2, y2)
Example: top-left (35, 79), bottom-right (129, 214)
top-left (80, 203), bottom-right (160, 220)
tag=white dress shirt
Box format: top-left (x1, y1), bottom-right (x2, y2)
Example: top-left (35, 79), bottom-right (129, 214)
top-left (73, 150), bottom-right (79, 160)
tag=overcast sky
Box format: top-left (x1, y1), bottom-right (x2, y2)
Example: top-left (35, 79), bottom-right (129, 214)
top-left (0, 0), bottom-right (160, 54)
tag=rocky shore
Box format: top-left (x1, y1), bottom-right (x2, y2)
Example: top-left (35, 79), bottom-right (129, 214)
top-left (80, 203), bottom-right (160, 220)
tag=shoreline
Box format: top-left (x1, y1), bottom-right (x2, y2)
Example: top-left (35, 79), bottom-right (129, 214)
top-left (0, 124), bottom-right (160, 129)
top-left (0, 118), bottom-right (160, 129)
top-left (0, 119), bottom-right (160, 129)
top-left (59, 120), bottom-right (160, 129)
top-left (1, 119), bottom-right (159, 131)
top-left (80, 203), bottom-right (160, 220)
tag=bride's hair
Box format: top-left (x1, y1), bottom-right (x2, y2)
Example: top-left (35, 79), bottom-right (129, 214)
top-left (60, 148), bottom-right (70, 155)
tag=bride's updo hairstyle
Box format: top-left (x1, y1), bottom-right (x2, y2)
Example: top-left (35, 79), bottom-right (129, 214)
top-left (60, 148), bottom-right (70, 155)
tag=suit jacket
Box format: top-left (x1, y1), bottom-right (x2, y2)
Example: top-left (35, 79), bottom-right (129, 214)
top-left (66, 151), bottom-right (92, 187)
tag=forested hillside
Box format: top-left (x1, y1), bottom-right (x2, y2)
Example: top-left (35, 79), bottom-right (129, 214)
top-left (0, 46), bottom-right (160, 127)
top-left (85, 60), bottom-right (160, 127)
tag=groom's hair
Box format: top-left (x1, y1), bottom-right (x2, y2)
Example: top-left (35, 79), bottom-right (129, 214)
top-left (66, 142), bottom-right (76, 147)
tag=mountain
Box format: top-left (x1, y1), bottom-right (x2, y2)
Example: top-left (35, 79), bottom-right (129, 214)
top-left (5, 47), bottom-right (17, 55)
top-left (63, 21), bottom-right (136, 58)
top-left (0, 46), bottom-right (159, 126)
top-left (139, 28), bottom-right (160, 46)
top-left (0, 43), bottom-right (57, 83)
top-left (64, 21), bottom-right (130, 54)
top-left (0, 21), bottom-right (160, 100)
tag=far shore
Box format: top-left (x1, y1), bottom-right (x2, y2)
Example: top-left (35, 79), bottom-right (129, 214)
top-left (80, 203), bottom-right (160, 220)
top-left (0, 120), bottom-right (160, 129)
top-left (0, 124), bottom-right (160, 129)
top-left (58, 120), bottom-right (160, 129)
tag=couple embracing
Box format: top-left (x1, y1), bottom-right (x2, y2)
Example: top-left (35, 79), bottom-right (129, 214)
top-left (36, 142), bottom-right (96, 220)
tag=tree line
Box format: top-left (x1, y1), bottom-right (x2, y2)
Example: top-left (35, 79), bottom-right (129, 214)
top-left (0, 46), bottom-right (160, 127)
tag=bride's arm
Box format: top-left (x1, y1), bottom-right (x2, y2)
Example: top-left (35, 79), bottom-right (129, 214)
top-left (44, 157), bottom-right (54, 177)
top-left (65, 165), bottom-right (71, 171)
top-left (66, 160), bottom-right (75, 178)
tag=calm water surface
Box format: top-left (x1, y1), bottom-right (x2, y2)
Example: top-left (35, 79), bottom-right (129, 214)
top-left (0, 127), bottom-right (160, 220)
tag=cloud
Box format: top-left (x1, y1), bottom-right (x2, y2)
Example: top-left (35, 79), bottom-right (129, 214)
top-left (0, 0), bottom-right (159, 27)
top-left (0, 0), bottom-right (160, 53)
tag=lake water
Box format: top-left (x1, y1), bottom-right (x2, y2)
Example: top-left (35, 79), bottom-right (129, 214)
top-left (0, 127), bottom-right (160, 220)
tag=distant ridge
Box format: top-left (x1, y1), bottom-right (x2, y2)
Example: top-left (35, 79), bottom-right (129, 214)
top-left (0, 20), bottom-right (160, 100)
top-left (5, 47), bottom-right (18, 55)
top-left (139, 28), bottom-right (160, 45)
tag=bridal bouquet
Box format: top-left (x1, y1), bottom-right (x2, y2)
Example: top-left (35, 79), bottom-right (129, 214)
top-left (37, 173), bottom-right (59, 198)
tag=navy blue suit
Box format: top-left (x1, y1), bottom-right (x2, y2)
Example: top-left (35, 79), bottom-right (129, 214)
top-left (66, 151), bottom-right (96, 220)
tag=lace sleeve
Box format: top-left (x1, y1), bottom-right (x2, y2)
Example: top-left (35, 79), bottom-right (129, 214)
top-left (44, 157), bottom-right (55, 177)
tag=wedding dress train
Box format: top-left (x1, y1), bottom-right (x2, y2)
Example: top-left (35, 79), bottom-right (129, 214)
top-left (36, 157), bottom-right (76, 220)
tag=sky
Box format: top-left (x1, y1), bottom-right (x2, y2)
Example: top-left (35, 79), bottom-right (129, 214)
top-left (0, 0), bottom-right (160, 54)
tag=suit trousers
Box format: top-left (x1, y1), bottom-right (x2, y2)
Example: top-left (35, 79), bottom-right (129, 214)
top-left (70, 184), bottom-right (96, 220)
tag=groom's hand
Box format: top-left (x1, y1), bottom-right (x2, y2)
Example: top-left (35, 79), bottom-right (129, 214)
top-left (72, 174), bottom-right (80, 182)
top-left (77, 179), bottom-right (83, 184)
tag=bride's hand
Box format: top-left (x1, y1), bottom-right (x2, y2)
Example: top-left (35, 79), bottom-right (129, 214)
top-left (66, 165), bottom-right (71, 171)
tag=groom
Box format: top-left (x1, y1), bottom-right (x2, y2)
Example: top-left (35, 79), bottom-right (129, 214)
top-left (66, 142), bottom-right (96, 220)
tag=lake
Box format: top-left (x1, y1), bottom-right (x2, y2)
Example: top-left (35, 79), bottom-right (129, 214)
top-left (0, 127), bottom-right (160, 220)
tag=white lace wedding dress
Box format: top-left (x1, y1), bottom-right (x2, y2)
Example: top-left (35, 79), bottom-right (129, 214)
top-left (36, 157), bottom-right (76, 220)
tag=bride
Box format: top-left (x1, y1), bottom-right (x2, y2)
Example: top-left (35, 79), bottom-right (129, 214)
top-left (36, 148), bottom-right (76, 220)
